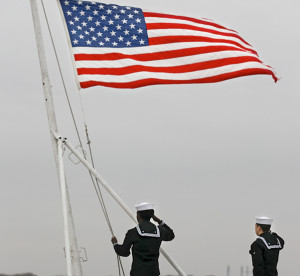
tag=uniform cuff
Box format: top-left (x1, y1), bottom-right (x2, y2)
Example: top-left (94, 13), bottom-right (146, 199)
top-left (159, 220), bottom-right (165, 226)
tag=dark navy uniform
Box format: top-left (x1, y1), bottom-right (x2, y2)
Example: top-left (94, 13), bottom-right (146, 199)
top-left (113, 220), bottom-right (175, 276)
top-left (249, 232), bottom-right (284, 276)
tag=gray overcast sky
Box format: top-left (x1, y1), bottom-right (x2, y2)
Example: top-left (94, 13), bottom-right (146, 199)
top-left (1, 0), bottom-right (300, 276)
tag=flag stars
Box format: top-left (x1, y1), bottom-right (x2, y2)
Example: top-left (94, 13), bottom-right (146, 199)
top-left (85, 5), bottom-right (91, 10)
top-left (112, 5), bottom-right (118, 9)
top-left (69, 20), bottom-right (74, 25)
top-left (112, 41), bottom-right (118, 46)
top-left (71, 29), bottom-right (77, 34)
top-left (92, 36), bottom-right (97, 41)
top-left (124, 29), bottom-right (130, 35)
top-left (122, 19), bottom-right (128, 24)
top-left (116, 25), bottom-right (122, 30)
top-left (104, 37), bottom-right (110, 42)
top-left (79, 34), bottom-right (84, 39)
top-left (139, 39), bottom-right (145, 45)
top-left (118, 36), bottom-right (124, 41)
top-left (103, 26), bottom-right (108, 31)
top-left (74, 16), bottom-right (80, 21)
top-left (79, 10), bottom-right (85, 16)
top-left (133, 10), bottom-right (139, 14)
top-left (82, 22), bottom-right (87, 27)
top-left (84, 31), bottom-right (90, 35)
top-left (127, 14), bottom-right (133, 19)
top-left (73, 39), bottom-right (78, 45)
top-left (136, 18), bottom-right (141, 23)
top-left (129, 23), bottom-right (135, 29)
top-left (77, 1), bottom-right (82, 4)
top-left (106, 9), bottom-right (112, 14)
top-left (110, 30), bottom-right (116, 36)
top-left (87, 16), bottom-right (93, 21)
top-left (99, 41), bottom-right (104, 46)
top-left (95, 21), bottom-right (100, 26)
top-left (132, 35), bottom-right (137, 40)
top-left (120, 9), bottom-right (126, 14)
top-left (93, 10), bottom-right (99, 15)
top-left (77, 25), bottom-right (82, 30)
top-left (101, 15), bottom-right (106, 20)
top-left (71, 5), bottom-right (77, 11)
top-left (137, 28), bottom-right (143, 34)
top-left (89, 27), bottom-right (95, 32)
top-left (126, 41), bottom-right (131, 46)
top-left (108, 19), bottom-right (114, 25)
top-left (64, 1), bottom-right (70, 6)
top-left (99, 4), bottom-right (104, 9)
top-left (86, 40), bottom-right (91, 45)
top-left (114, 14), bottom-right (120, 19)
top-left (97, 32), bottom-right (103, 37)
top-left (66, 11), bottom-right (72, 16)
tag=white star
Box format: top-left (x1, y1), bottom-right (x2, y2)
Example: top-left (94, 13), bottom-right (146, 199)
top-left (124, 29), bottom-right (130, 35)
top-left (99, 4), bottom-right (104, 9)
top-left (91, 1), bottom-right (96, 4)
top-left (99, 41), bottom-right (104, 46)
top-left (137, 28), bottom-right (143, 34)
top-left (66, 11), bottom-right (72, 16)
top-left (120, 9), bottom-right (126, 14)
top-left (126, 6), bottom-right (131, 10)
top-left (74, 16), bottom-right (79, 21)
top-left (77, 1), bottom-right (82, 4)
top-left (73, 39), bottom-right (79, 45)
top-left (122, 19), bottom-right (128, 24)
top-left (92, 36), bottom-right (97, 41)
top-left (114, 14), bottom-right (120, 19)
top-left (139, 39), bottom-right (145, 45)
top-left (85, 5), bottom-right (91, 10)
top-left (84, 31), bottom-right (90, 35)
top-left (112, 41), bottom-right (118, 46)
top-left (116, 24), bottom-right (122, 30)
top-left (118, 36), bottom-right (124, 41)
top-left (103, 26), bottom-right (108, 31)
top-left (128, 14), bottom-right (133, 19)
top-left (134, 10), bottom-right (139, 14)
top-left (64, 1), bottom-right (69, 6)
top-left (126, 41), bottom-right (131, 46)
top-left (69, 20), bottom-right (74, 25)
top-left (106, 9), bottom-right (112, 14)
top-left (86, 40), bottom-right (91, 45)
top-left (93, 10), bottom-right (99, 15)
top-left (79, 34), bottom-right (84, 39)
top-left (79, 10), bottom-right (85, 16)
top-left (97, 32), bottom-right (103, 37)
top-left (110, 30), bottom-right (116, 36)
top-left (77, 25), bottom-right (82, 30)
top-left (89, 27), bottom-right (95, 32)
top-left (104, 37), bottom-right (110, 42)
top-left (131, 35), bottom-right (137, 40)
top-left (71, 29), bottom-right (77, 34)
top-left (95, 21), bottom-right (100, 26)
top-left (129, 23), bottom-right (135, 29)
top-left (71, 5), bottom-right (77, 11)
top-left (101, 15), bottom-right (106, 20)
top-left (108, 19), bottom-right (114, 25)
top-left (82, 22), bottom-right (87, 27)
top-left (88, 16), bottom-right (93, 21)
top-left (112, 5), bottom-right (118, 9)
top-left (136, 18), bottom-right (141, 23)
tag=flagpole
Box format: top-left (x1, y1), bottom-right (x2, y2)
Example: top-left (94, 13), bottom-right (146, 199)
top-left (29, 1), bottom-right (83, 275)
top-left (51, 131), bottom-right (187, 276)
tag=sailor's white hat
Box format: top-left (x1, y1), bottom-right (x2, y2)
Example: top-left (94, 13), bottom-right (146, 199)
top-left (255, 216), bottom-right (273, 225)
top-left (135, 202), bottom-right (154, 211)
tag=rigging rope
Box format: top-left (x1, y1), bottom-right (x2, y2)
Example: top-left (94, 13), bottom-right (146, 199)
top-left (40, 1), bottom-right (124, 274)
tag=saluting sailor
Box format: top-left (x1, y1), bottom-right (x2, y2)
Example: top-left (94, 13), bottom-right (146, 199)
top-left (111, 202), bottom-right (175, 276)
top-left (249, 216), bottom-right (284, 276)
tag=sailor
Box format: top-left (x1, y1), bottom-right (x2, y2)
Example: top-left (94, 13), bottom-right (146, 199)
top-left (111, 202), bottom-right (175, 276)
top-left (249, 216), bottom-right (284, 276)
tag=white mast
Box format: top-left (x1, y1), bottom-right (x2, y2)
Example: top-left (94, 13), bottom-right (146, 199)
top-left (29, 1), bottom-right (82, 275)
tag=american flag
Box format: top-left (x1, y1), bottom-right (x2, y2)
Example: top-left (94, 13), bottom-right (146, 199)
top-left (58, 0), bottom-right (278, 89)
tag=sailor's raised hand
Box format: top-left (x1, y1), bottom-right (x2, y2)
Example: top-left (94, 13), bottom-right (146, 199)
top-left (152, 215), bottom-right (162, 224)
top-left (111, 236), bottom-right (118, 244)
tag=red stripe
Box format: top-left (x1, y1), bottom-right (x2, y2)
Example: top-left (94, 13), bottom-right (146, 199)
top-left (74, 45), bottom-right (251, 62)
top-left (80, 68), bottom-right (277, 89)
top-left (77, 56), bottom-right (262, 75)
top-left (148, 36), bottom-right (257, 56)
top-left (146, 23), bottom-right (251, 47)
top-left (143, 12), bottom-right (236, 33)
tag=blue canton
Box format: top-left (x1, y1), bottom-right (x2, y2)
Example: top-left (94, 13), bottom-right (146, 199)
top-left (60, 0), bottom-right (149, 48)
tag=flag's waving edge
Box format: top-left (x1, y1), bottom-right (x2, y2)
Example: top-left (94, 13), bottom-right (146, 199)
top-left (57, 0), bottom-right (278, 90)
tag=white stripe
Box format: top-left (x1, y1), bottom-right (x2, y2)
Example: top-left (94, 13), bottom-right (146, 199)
top-left (78, 62), bottom-right (273, 83)
top-left (136, 225), bottom-right (160, 237)
top-left (72, 42), bottom-right (251, 55)
top-left (144, 16), bottom-right (239, 36)
top-left (147, 29), bottom-right (253, 51)
top-left (75, 50), bottom-right (258, 69)
top-left (257, 236), bottom-right (282, 249)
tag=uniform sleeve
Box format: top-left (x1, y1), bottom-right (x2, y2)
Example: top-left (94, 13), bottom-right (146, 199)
top-left (113, 230), bottom-right (133, 257)
top-left (249, 242), bottom-right (265, 276)
top-left (159, 221), bottom-right (175, 241)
